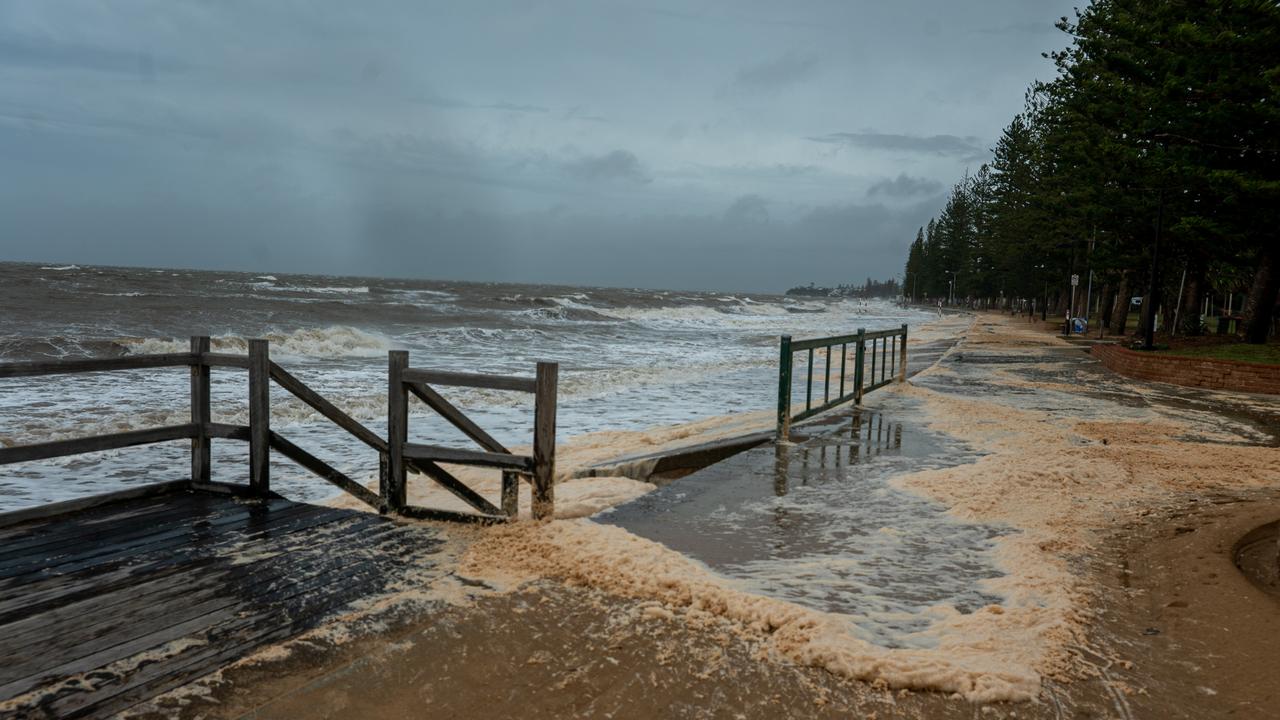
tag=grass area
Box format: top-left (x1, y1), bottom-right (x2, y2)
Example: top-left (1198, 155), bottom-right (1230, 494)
top-left (1160, 343), bottom-right (1280, 365)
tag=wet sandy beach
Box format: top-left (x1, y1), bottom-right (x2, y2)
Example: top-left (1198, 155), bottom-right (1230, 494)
top-left (123, 313), bottom-right (1280, 719)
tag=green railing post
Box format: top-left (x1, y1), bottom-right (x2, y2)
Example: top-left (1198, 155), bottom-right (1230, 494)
top-left (898, 323), bottom-right (908, 382)
top-left (776, 335), bottom-right (793, 441)
top-left (822, 344), bottom-right (831, 404)
top-left (853, 329), bottom-right (865, 405)
top-left (839, 343), bottom-right (847, 399)
top-left (869, 336), bottom-right (877, 388)
top-left (805, 348), bottom-right (814, 411)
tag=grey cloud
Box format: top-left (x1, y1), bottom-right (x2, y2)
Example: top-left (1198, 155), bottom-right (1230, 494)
top-left (808, 132), bottom-right (985, 157)
top-left (724, 163), bottom-right (821, 179)
top-left (730, 51), bottom-right (819, 93)
top-left (723, 195), bottom-right (770, 225)
top-left (0, 0), bottom-right (1077, 291)
top-left (867, 173), bottom-right (944, 198)
top-left (0, 30), bottom-right (184, 78)
top-left (485, 102), bottom-right (550, 113)
top-left (564, 106), bottom-right (609, 123)
top-left (563, 150), bottom-right (651, 184)
top-left (412, 93), bottom-right (550, 114)
top-left (637, 6), bottom-right (826, 31)
top-left (974, 21), bottom-right (1060, 36)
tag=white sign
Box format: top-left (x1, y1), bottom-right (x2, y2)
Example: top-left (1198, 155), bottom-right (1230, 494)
top-left (1070, 274), bottom-right (1079, 286)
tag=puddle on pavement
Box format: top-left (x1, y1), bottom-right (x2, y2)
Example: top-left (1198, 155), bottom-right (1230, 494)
top-left (920, 349), bottom-right (1279, 446)
top-left (598, 398), bottom-right (1007, 649)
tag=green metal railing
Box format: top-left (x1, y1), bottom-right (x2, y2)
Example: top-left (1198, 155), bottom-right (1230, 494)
top-left (775, 324), bottom-right (908, 440)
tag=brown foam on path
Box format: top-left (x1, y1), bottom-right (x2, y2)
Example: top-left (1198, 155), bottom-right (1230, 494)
top-left (126, 584), bottom-right (1035, 720)
top-left (463, 519), bottom-right (1040, 702)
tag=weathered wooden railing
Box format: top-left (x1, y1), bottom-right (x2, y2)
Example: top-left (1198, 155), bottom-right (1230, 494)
top-left (387, 352), bottom-right (558, 522)
top-left (0, 337), bottom-right (557, 524)
top-left (775, 324), bottom-right (907, 440)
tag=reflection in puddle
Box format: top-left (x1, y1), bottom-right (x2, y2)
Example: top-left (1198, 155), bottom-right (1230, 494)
top-left (600, 400), bottom-right (1007, 649)
top-left (773, 412), bottom-right (903, 496)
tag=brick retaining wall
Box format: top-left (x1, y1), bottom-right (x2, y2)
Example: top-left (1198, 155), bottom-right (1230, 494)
top-left (1091, 344), bottom-right (1280, 395)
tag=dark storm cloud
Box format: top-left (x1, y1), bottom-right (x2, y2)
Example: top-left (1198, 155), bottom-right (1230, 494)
top-left (562, 150), bottom-right (651, 184)
top-left (0, 0), bottom-right (1077, 291)
top-left (866, 173), bottom-right (944, 198)
top-left (730, 51), bottom-right (819, 93)
top-left (808, 132), bottom-right (985, 157)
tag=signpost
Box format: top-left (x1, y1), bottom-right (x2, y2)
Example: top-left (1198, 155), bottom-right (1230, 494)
top-left (1066, 274), bottom-right (1080, 337)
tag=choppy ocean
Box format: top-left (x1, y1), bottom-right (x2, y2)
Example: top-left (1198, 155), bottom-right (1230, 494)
top-left (0, 261), bottom-right (930, 510)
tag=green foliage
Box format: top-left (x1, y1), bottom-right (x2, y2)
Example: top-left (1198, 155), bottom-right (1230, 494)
top-left (904, 0), bottom-right (1280, 336)
top-left (1160, 342), bottom-right (1280, 365)
top-left (785, 278), bottom-right (901, 298)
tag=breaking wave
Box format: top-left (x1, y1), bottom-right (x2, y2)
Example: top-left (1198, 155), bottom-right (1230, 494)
top-left (118, 326), bottom-right (394, 360)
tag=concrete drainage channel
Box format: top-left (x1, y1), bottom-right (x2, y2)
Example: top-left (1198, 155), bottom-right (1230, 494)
top-left (575, 430), bottom-right (776, 484)
top-left (1234, 519), bottom-right (1280, 596)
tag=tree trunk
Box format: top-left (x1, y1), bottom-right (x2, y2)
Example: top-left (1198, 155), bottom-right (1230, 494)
top-left (1243, 242), bottom-right (1280, 344)
top-left (1110, 275), bottom-right (1131, 336)
top-left (1099, 283), bottom-right (1115, 332)
top-left (1179, 264), bottom-right (1206, 336)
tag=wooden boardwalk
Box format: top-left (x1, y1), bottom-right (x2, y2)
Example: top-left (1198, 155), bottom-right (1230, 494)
top-left (0, 490), bottom-right (444, 719)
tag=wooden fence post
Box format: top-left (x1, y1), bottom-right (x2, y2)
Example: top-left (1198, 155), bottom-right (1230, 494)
top-left (776, 335), bottom-right (792, 441)
top-left (377, 452), bottom-right (389, 514)
top-left (501, 471), bottom-right (519, 517)
top-left (531, 362), bottom-right (558, 521)
top-left (248, 339), bottom-right (270, 496)
top-left (853, 329), bottom-right (866, 404)
top-left (387, 351), bottom-right (409, 513)
top-left (898, 324), bottom-right (909, 382)
top-left (190, 336), bottom-right (211, 486)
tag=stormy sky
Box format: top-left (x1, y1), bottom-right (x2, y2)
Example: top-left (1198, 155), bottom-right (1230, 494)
top-left (0, 1), bottom-right (1074, 292)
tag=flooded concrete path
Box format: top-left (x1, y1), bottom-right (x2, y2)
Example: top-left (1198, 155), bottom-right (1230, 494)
top-left (598, 403), bottom-right (1006, 647)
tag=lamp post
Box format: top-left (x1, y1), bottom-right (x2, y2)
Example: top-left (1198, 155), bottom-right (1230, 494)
top-left (1034, 263), bottom-right (1048, 321)
top-left (945, 270), bottom-right (958, 306)
top-left (1141, 186), bottom-right (1165, 351)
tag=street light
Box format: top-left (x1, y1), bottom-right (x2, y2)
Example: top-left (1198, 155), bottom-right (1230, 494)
top-left (1034, 263), bottom-right (1048, 320)
top-left (945, 270), bottom-right (958, 306)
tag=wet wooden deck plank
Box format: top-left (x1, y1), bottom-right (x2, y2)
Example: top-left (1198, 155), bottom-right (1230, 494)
top-left (0, 490), bottom-right (443, 719)
top-left (0, 497), bottom-right (311, 577)
top-left (0, 499), bottom-right (344, 581)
